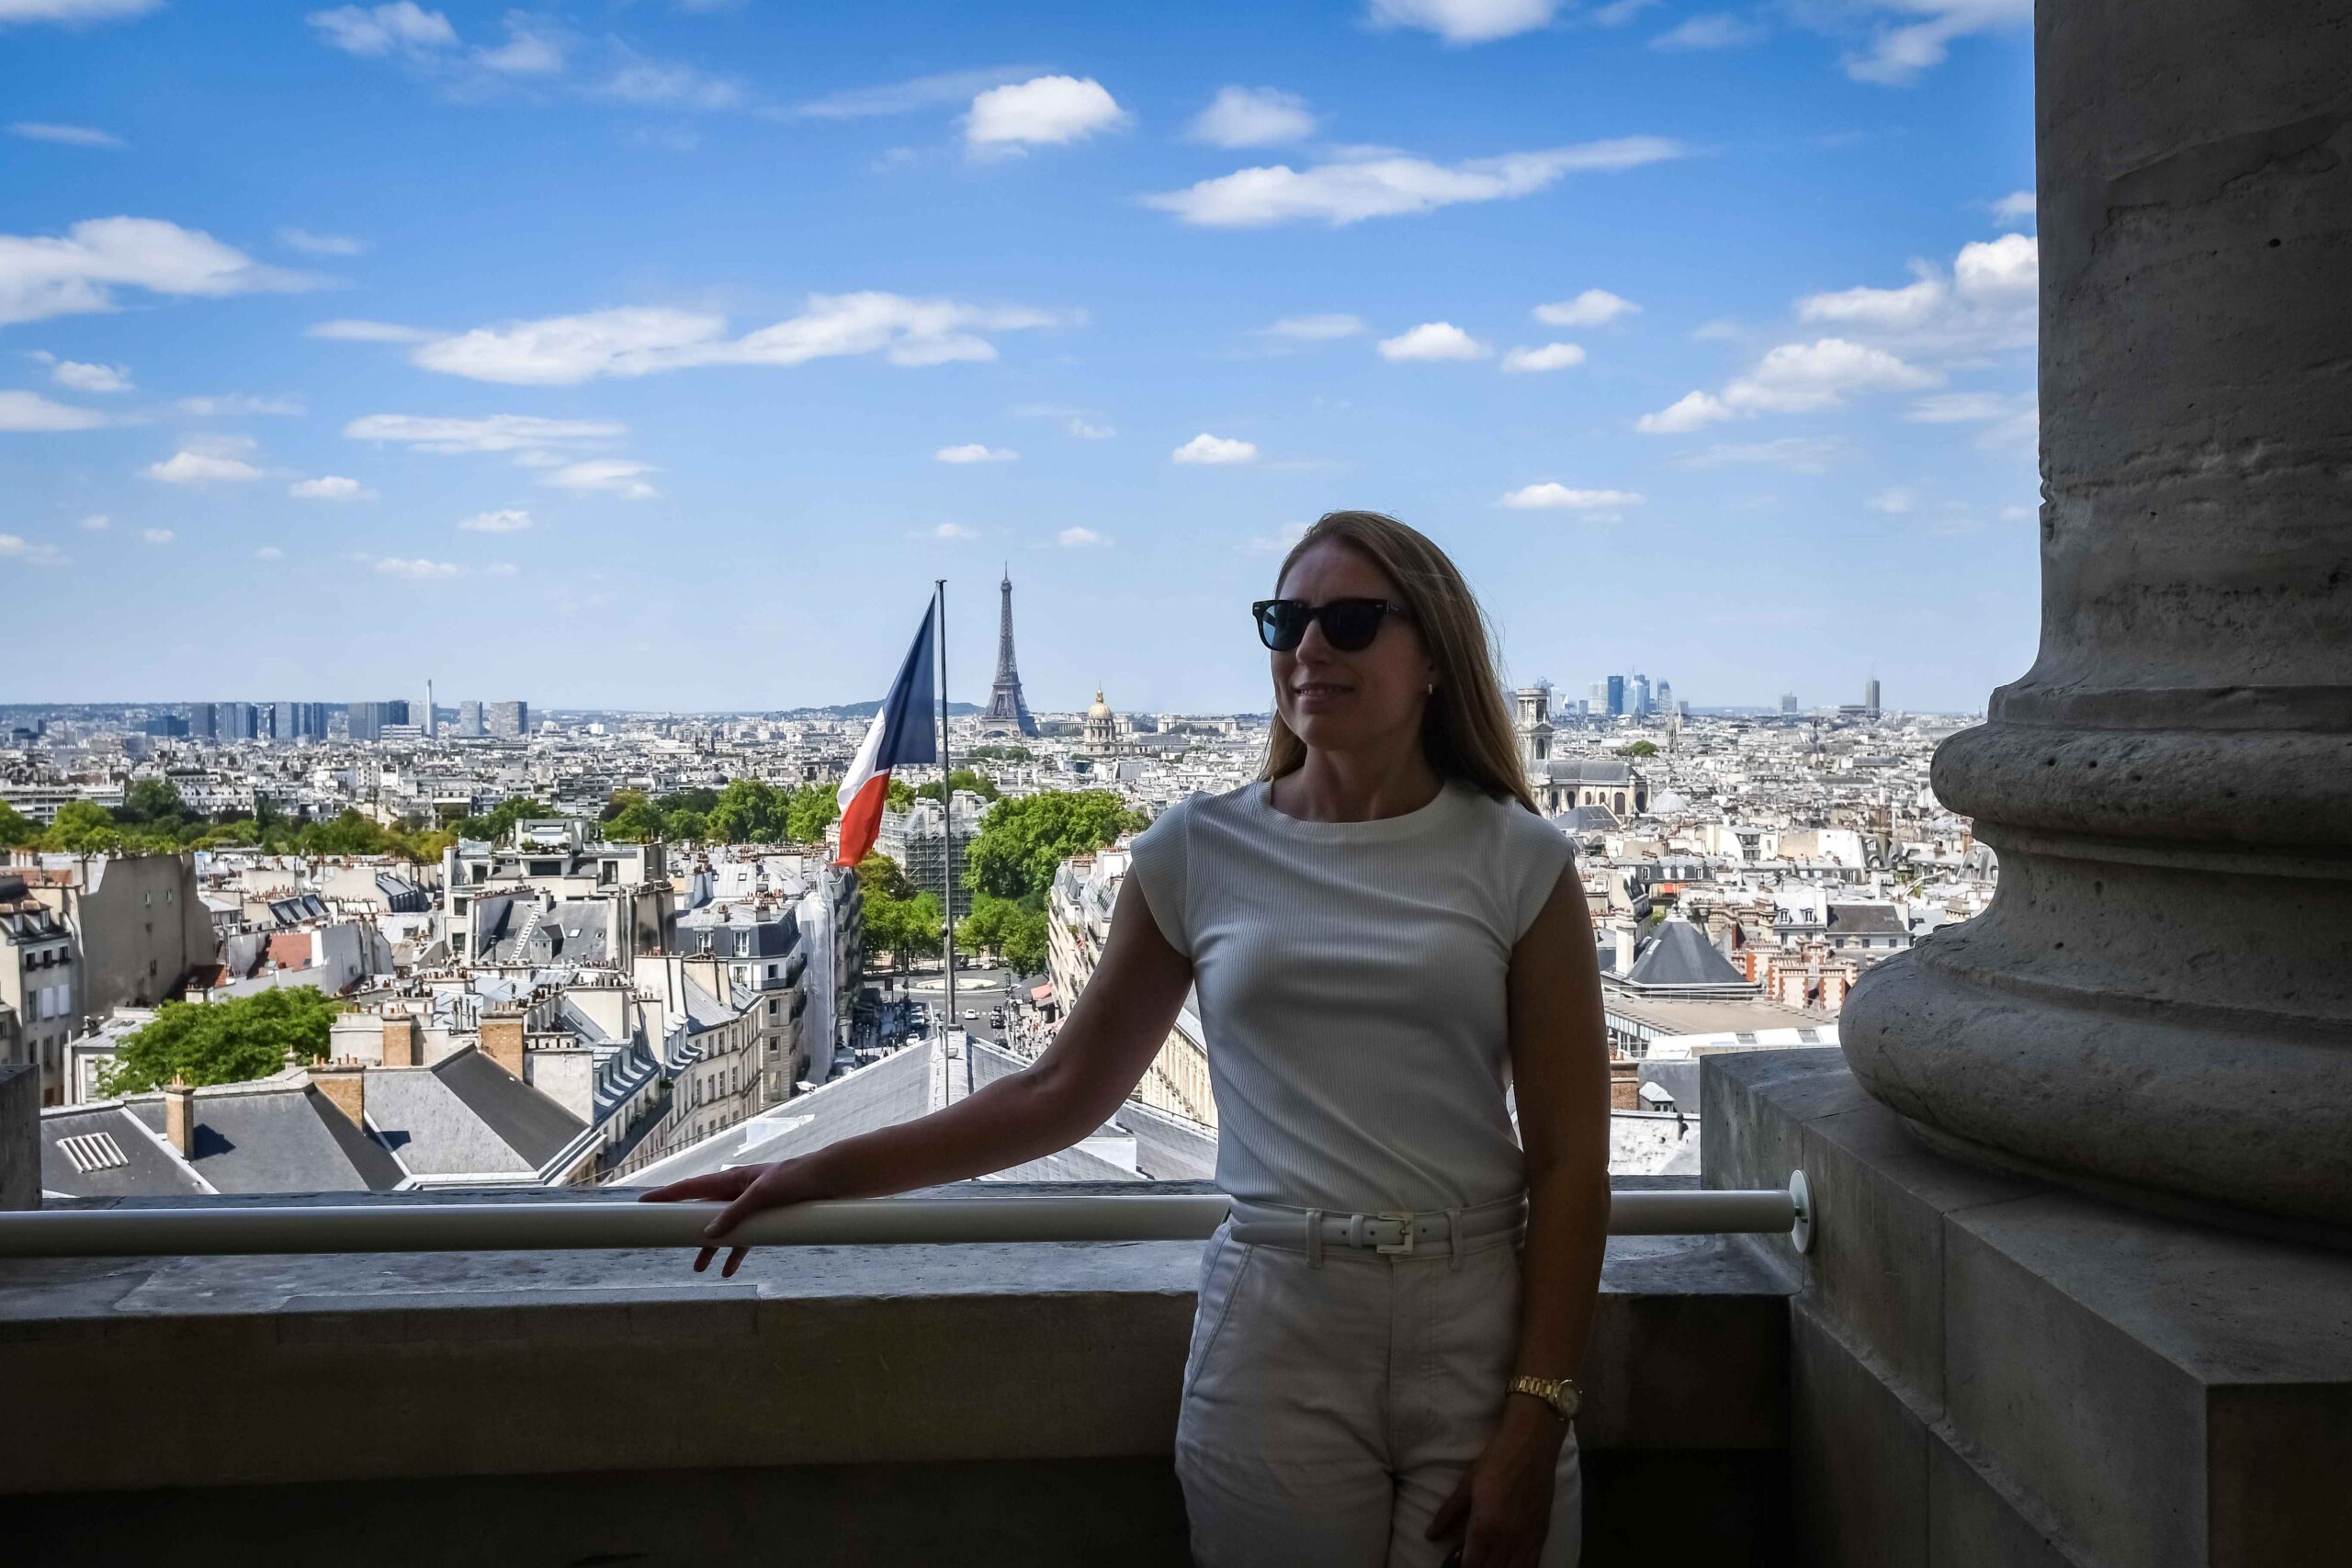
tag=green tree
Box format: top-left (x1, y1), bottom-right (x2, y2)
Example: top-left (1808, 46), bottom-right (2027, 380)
top-left (708, 778), bottom-right (790, 843)
top-left (784, 782), bottom-right (840, 844)
top-left (914, 766), bottom-right (1001, 807)
top-left (965, 790), bottom-right (1149, 902)
top-left (119, 777), bottom-right (187, 825)
top-left (452, 796), bottom-right (554, 842)
top-left (966, 745), bottom-right (1033, 763)
top-left (854, 852), bottom-right (916, 901)
top-left (957, 894), bottom-right (1048, 976)
top-left (96, 987), bottom-right (344, 1097)
top-left (44, 800), bottom-right (123, 853)
top-left (665, 808), bottom-right (709, 843)
top-left (0, 800), bottom-right (41, 849)
top-left (1619, 740), bottom-right (1659, 759)
top-left (603, 795), bottom-right (663, 842)
top-left (885, 777), bottom-right (915, 813)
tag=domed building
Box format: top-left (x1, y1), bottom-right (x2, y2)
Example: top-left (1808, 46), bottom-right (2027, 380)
top-left (1080, 687), bottom-right (1120, 758)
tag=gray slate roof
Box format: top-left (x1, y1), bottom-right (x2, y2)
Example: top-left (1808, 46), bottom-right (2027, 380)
top-left (121, 1084), bottom-right (404, 1194)
top-left (40, 1105), bottom-right (209, 1199)
top-left (364, 1051), bottom-right (587, 1176)
top-left (1624, 920), bottom-right (1750, 989)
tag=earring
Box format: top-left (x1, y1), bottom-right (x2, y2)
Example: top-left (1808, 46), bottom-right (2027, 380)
top-left (1425, 683), bottom-right (1436, 694)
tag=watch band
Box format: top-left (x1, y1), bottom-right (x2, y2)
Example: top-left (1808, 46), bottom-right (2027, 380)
top-left (1508, 1373), bottom-right (1582, 1423)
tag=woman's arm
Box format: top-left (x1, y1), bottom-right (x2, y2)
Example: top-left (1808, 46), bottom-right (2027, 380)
top-left (640, 874), bottom-right (1193, 1276)
top-left (1428, 861), bottom-right (1611, 1565)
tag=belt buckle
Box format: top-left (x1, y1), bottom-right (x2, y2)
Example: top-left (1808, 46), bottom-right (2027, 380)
top-left (1374, 1211), bottom-right (1418, 1257)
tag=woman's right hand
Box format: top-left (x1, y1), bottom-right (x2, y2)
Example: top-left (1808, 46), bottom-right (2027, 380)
top-left (637, 1158), bottom-right (818, 1278)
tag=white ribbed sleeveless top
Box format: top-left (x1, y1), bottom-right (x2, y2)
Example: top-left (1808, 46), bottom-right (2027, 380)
top-left (1124, 775), bottom-right (1577, 1213)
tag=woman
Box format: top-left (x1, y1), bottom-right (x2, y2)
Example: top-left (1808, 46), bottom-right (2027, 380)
top-left (645, 511), bottom-right (1611, 1568)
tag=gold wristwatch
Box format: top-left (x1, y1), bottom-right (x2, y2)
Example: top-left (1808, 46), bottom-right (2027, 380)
top-left (1508, 1374), bottom-right (1582, 1423)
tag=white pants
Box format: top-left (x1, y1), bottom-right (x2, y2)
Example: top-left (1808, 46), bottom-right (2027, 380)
top-left (1175, 1213), bottom-right (1582, 1567)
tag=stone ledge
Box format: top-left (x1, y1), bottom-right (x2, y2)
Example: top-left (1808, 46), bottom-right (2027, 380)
top-left (0, 1179), bottom-right (1792, 1495)
top-left (1707, 1050), bottom-right (2352, 1567)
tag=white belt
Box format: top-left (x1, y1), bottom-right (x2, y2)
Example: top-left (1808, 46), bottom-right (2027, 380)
top-left (1224, 1194), bottom-right (1527, 1267)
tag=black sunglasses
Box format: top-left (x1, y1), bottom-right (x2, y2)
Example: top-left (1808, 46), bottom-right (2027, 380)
top-left (1251, 597), bottom-right (1412, 653)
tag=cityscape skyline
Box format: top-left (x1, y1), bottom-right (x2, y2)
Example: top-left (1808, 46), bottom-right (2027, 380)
top-left (6, 3), bottom-right (2035, 710)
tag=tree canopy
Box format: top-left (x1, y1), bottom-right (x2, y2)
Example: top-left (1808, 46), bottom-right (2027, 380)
top-left (965, 790), bottom-right (1148, 902)
top-left (96, 987), bottom-right (343, 1098)
top-left (598, 782), bottom-right (837, 845)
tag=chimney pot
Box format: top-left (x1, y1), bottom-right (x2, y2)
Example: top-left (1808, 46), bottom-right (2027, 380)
top-left (163, 1078), bottom-right (197, 1159)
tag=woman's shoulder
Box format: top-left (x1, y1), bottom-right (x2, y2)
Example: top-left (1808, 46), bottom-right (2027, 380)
top-left (1458, 780), bottom-right (1576, 855)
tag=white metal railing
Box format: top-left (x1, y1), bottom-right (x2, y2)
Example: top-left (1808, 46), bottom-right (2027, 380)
top-left (0, 1175), bottom-right (1813, 1258)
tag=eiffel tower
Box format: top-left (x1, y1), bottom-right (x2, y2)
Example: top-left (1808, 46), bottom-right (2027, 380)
top-left (978, 565), bottom-right (1039, 737)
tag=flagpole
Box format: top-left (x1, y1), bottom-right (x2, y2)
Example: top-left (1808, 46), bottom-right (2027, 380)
top-left (936, 578), bottom-right (967, 1098)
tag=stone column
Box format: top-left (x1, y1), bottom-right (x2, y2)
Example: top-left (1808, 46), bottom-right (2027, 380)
top-left (1842, 2), bottom-right (2352, 1235)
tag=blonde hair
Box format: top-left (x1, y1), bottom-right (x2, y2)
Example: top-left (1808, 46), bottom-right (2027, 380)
top-left (1259, 510), bottom-right (1539, 814)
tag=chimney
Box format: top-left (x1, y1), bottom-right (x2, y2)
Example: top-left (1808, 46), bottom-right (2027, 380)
top-left (480, 1011), bottom-right (526, 1081)
top-left (381, 1012), bottom-right (420, 1067)
top-left (163, 1077), bottom-right (197, 1159)
top-left (310, 1059), bottom-right (367, 1130)
top-left (1614, 925), bottom-right (1638, 975)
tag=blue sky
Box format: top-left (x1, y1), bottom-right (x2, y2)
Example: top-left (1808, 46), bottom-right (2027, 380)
top-left (3, 0), bottom-right (2036, 714)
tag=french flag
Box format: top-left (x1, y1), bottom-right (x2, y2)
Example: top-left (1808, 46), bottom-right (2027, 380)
top-left (834, 601), bottom-right (939, 867)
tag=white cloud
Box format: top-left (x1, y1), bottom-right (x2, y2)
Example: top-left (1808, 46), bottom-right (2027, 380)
top-left (476, 14), bottom-right (565, 74)
top-left (1068, 417), bottom-right (1114, 440)
top-left (290, 475), bottom-right (374, 501)
top-left (143, 448), bottom-right (264, 483)
top-left (1378, 321), bottom-right (1489, 362)
top-left (1239, 521), bottom-right (1311, 554)
top-left (279, 227), bottom-right (367, 256)
top-left (459, 507), bottom-right (533, 533)
top-left (935, 443), bottom-right (1017, 464)
top-left (792, 66), bottom-right (1050, 119)
top-left (0, 216), bottom-right (319, 327)
top-left (1144, 137), bottom-right (1687, 228)
top-left (140, 526), bottom-right (173, 545)
top-left (1172, 433), bottom-right (1258, 466)
top-left (306, 4), bottom-right (456, 58)
top-left (595, 53), bottom-right (743, 112)
top-left (371, 555), bottom-right (463, 579)
top-left (966, 75), bottom-right (1125, 152)
top-left (1989, 189), bottom-right (2034, 227)
top-left (1057, 525), bottom-right (1106, 547)
top-left (344, 412), bottom-right (626, 453)
top-left (1796, 231), bottom-right (2036, 355)
top-left (540, 458), bottom-right (657, 498)
top-left (1499, 483), bottom-right (1643, 511)
top-left (405, 294), bottom-right (1072, 385)
top-left (1533, 288), bottom-right (1638, 328)
top-left (1690, 318), bottom-right (1741, 340)
top-left (0, 389), bottom-right (107, 431)
top-left (1260, 312), bottom-right (1368, 342)
top-left (309, 318), bottom-right (436, 343)
top-left (79, 513), bottom-right (108, 530)
top-left (0, 534), bottom-right (68, 568)
top-left (933, 522), bottom-right (978, 540)
top-left (1366, 0), bottom-right (1562, 46)
top-left (178, 392), bottom-right (305, 417)
top-left (1639, 337), bottom-right (1939, 432)
top-left (1188, 87), bottom-right (1316, 149)
top-left (1589, 0), bottom-right (1660, 22)
top-left (46, 358), bottom-right (131, 392)
top-left (0, 0), bottom-right (158, 23)
top-left (254, 545), bottom-right (284, 560)
top-left (1501, 342), bottom-right (1586, 373)
top-left (1869, 486), bottom-right (1917, 514)
top-left (7, 122), bottom-right (124, 148)
top-left (1904, 390), bottom-right (2013, 423)
top-left (1836, 0), bottom-right (2030, 86)
top-left (1679, 436), bottom-right (1849, 472)
top-left (1651, 12), bottom-right (1765, 51)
